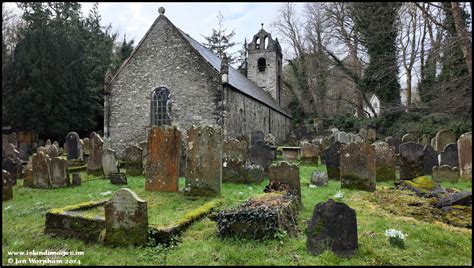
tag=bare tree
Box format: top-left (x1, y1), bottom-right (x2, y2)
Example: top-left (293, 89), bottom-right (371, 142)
top-left (451, 2), bottom-right (472, 80)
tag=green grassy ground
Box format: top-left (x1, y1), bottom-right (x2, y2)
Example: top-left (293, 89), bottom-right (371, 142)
top-left (2, 162), bottom-right (472, 266)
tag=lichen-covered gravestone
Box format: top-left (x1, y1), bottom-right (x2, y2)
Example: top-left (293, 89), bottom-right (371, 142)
top-left (457, 132), bottom-right (472, 180)
top-left (300, 141), bottom-right (319, 164)
top-left (145, 126), bottom-right (181, 192)
top-left (402, 133), bottom-right (416, 143)
top-left (66, 132), bottom-right (81, 160)
top-left (2, 169), bottom-right (13, 201)
top-left (385, 136), bottom-right (402, 155)
top-left (367, 128), bottom-right (376, 142)
top-left (184, 126), bottom-right (222, 197)
top-left (307, 199), bottom-right (358, 258)
top-left (340, 142), bottom-right (376, 191)
top-left (322, 141), bottom-right (342, 180)
top-left (432, 165), bottom-right (459, 183)
top-left (122, 145), bottom-right (143, 176)
top-left (423, 145), bottom-right (438, 175)
top-left (102, 148), bottom-right (119, 178)
top-left (373, 141), bottom-right (396, 181)
top-left (399, 142), bottom-right (424, 180)
top-left (32, 151), bottom-right (50, 188)
top-left (336, 131), bottom-right (349, 144)
top-left (250, 130), bottom-right (264, 146)
top-left (48, 157), bottom-right (69, 188)
top-left (82, 137), bottom-right (91, 156)
top-left (249, 140), bottom-right (273, 171)
top-left (434, 130), bottom-right (456, 152)
top-left (87, 132), bottom-right (104, 175)
top-left (310, 171), bottom-right (328, 187)
top-left (268, 161), bottom-right (301, 200)
top-left (222, 138), bottom-right (247, 183)
top-left (104, 188), bottom-right (148, 247)
top-left (47, 144), bottom-right (59, 158)
top-left (438, 143), bottom-right (459, 168)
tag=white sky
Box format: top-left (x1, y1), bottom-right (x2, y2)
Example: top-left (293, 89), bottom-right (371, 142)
top-left (4, 2), bottom-right (305, 58)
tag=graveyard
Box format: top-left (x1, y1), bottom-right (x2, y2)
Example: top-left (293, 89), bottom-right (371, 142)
top-left (2, 128), bottom-right (473, 266)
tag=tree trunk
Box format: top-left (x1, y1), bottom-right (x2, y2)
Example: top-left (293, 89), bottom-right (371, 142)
top-left (451, 2), bottom-right (472, 80)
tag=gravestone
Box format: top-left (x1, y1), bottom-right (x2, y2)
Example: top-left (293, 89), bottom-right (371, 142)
top-left (87, 132), bottom-right (104, 175)
top-left (145, 126), bottom-right (181, 192)
top-left (322, 142), bottom-right (342, 180)
top-left (2, 158), bottom-right (18, 185)
top-left (307, 199), bottom-right (358, 258)
top-left (399, 142), bottom-right (424, 180)
top-left (72, 172), bottom-right (81, 186)
top-left (104, 188), bottom-right (148, 247)
top-left (432, 165), bottom-right (459, 183)
top-left (139, 141), bottom-right (148, 175)
top-left (249, 140), bottom-right (273, 171)
top-left (102, 148), bottom-right (119, 178)
top-left (32, 151), bottom-right (50, 188)
top-left (373, 141), bottom-right (396, 181)
top-left (434, 130), bottom-right (456, 152)
top-left (23, 161), bottom-right (33, 187)
top-left (184, 126), bottom-right (222, 197)
top-left (336, 131), bottom-right (349, 144)
top-left (438, 143), bottom-right (459, 168)
top-left (66, 132), bottom-right (81, 160)
top-left (431, 137), bottom-right (436, 148)
top-left (310, 171), bottom-right (328, 187)
top-left (122, 145), bottom-right (143, 176)
top-left (250, 131), bottom-right (264, 146)
top-left (402, 134), bottom-right (416, 143)
top-left (419, 135), bottom-right (430, 146)
top-left (281, 147), bottom-right (300, 160)
top-left (53, 141), bottom-right (60, 151)
top-left (359, 128), bottom-right (368, 141)
top-left (423, 145), bottom-right (438, 175)
top-left (268, 161), bottom-right (301, 200)
top-left (45, 139), bottom-right (52, 150)
top-left (367, 129), bottom-right (376, 142)
top-left (353, 134), bottom-right (364, 143)
top-left (7, 132), bottom-right (18, 148)
top-left (385, 136), bottom-right (402, 154)
top-left (48, 157), bottom-right (69, 188)
top-left (19, 143), bottom-right (29, 161)
top-left (47, 144), bottom-right (59, 158)
top-left (457, 132), bottom-right (472, 180)
top-left (245, 163), bottom-right (264, 184)
top-left (110, 173), bottom-right (128, 185)
top-left (82, 137), bottom-right (91, 156)
top-left (340, 142), bottom-right (376, 191)
top-left (222, 138), bottom-right (248, 183)
top-left (300, 141), bottom-right (319, 164)
top-left (102, 138), bottom-right (112, 151)
top-left (2, 170), bottom-right (13, 201)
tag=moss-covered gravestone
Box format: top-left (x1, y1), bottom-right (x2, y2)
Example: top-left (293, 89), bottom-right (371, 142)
top-left (104, 188), bottom-right (148, 247)
top-left (399, 142), bottom-right (424, 180)
top-left (87, 132), bottom-right (104, 175)
top-left (457, 132), bottom-right (472, 180)
top-left (340, 142), bottom-right (376, 191)
top-left (307, 199), bottom-right (358, 258)
top-left (222, 138), bottom-right (248, 183)
top-left (2, 169), bottom-right (13, 201)
top-left (322, 141), bottom-right (341, 180)
top-left (122, 145), bottom-right (143, 176)
top-left (145, 126), bottom-right (181, 192)
top-left (268, 161), bottom-right (301, 200)
top-left (373, 141), bottom-right (396, 181)
top-left (432, 165), bottom-right (459, 183)
top-left (300, 141), bottom-right (319, 164)
top-left (184, 125), bottom-right (222, 197)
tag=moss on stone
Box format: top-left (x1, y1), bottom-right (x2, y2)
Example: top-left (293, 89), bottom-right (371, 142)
top-left (403, 176), bottom-right (436, 192)
top-left (173, 199), bottom-right (222, 228)
top-left (443, 205), bottom-right (472, 228)
top-left (48, 200), bottom-right (107, 215)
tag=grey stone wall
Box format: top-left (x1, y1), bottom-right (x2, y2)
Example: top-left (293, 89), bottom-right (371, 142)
top-left (247, 51), bottom-right (281, 104)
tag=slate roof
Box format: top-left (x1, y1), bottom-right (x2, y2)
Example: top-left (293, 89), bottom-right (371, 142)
top-left (177, 29), bottom-right (290, 118)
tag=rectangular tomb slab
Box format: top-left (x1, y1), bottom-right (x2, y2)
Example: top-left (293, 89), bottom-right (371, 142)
top-left (281, 147), bottom-right (301, 161)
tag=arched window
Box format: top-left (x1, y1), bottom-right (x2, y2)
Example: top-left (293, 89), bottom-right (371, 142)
top-left (255, 37), bottom-right (260, 49)
top-left (151, 87), bottom-right (171, 126)
top-left (264, 36), bottom-right (269, 49)
top-left (258, 58), bottom-right (266, 72)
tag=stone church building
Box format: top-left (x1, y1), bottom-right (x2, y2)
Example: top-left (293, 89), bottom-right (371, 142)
top-left (104, 7), bottom-right (291, 154)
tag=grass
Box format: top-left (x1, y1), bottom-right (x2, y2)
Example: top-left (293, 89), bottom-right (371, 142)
top-left (2, 162), bottom-right (472, 266)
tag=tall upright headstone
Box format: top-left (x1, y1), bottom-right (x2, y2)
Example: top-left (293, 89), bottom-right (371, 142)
top-left (87, 132), bottom-right (104, 175)
top-left (184, 126), bottom-right (222, 197)
top-left (268, 161), bottom-right (301, 200)
top-left (300, 141), bottom-right (319, 164)
top-left (423, 145), bottom-right (438, 175)
top-left (66, 132), bottom-right (81, 160)
top-left (222, 138), bottom-right (248, 183)
top-left (340, 142), bottom-right (376, 191)
top-left (249, 140), bottom-right (273, 171)
top-left (32, 151), bottom-right (50, 188)
top-left (457, 132), bottom-right (472, 180)
top-left (373, 141), bottom-right (396, 181)
top-left (48, 157), bottom-right (69, 188)
top-left (438, 143), bottom-right (459, 168)
top-left (145, 126), bottom-right (181, 192)
top-left (122, 145), bottom-right (143, 176)
top-left (102, 148), bottom-right (119, 178)
top-left (399, 142), bottom-right (424, 180)
top-left (322, 142), bottom-right (342, 180)
top-left (434, 130), bottom-right (456, 152)
top-left (2, 169), bottom-right (13, 201)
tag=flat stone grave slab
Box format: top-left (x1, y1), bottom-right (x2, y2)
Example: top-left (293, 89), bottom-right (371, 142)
top-left (281, 146), bottom-right (301, 161)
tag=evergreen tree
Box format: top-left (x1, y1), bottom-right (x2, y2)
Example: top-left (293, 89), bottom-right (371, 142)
top-left (202, 11), bottom-right (237, 65)
top-left (236, 38), bottom-right (248, 76)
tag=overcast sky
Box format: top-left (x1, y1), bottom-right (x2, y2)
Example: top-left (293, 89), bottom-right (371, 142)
top-left (5, 2), bottom-right (305, 58)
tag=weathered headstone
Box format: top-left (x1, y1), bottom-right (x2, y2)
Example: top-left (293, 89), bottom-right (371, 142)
top-left (432, 165), bottom-right (459, 183)
top-left (245, 163), bottom-right (264, 184)
top-left (72, 172), bottom-right (81, 186)
top-left (139, 141), bottom-right (148, 175)
top-left (2, 169), bottom-right (13, 201)
top-left (102, 148), bottom-right (119, 178)
top-left (32, 151), bottom-right (50, 188)
top-left (122, 145), bottom-right (143, 176)
top-left (402, 134), bottom-right (416, 143)
top-left (359, 128), bottom-right (368, 141)
top-left (268, 161), bottom-right (301, 200)
top-left (423, 145), bottom-right (438, 175)
top-left (47, 144), bottom-right (59, 158)
top-left (307, 199), bottom-right (358, 258)
top-left (249, 140), bottom-right (273, 171)
top-left (66, 132), bottom-right (81, 160)
top-left (373, 141), bottom-right (396, 181)
top-left (367, 129), bottom-right (376, 142)
top-left (145, 126), bottom-right (181, 192)
top-left (300, 141), bottom-right (319, 164)
top-left (438, 143), bottom-right (459, 168)
top-left (340, 142), bottom-right (376, 191)
top-left (102, 138), bottom-right (112, 151)
top-left (222, 138), bottom-right (248, 183)
top-left (399, 142), bottom-right (424, 180)
top-left (48, 157), bottom-right (69, 188)
top-left (419, 135), bottom-right (430, 146)
top-left (250, 130), bottom-right (264, 146)
top-left (45, 139), bottom-right (52, 150)
top-left (385, 136), bottom-right (402, 155)
top-left (353, 134), bottom-right (364, 143)
top-left (322, 142), bottom-right (342, 180)
top-left (82, 137), bottom-right (91, 155)
top-left (19, 143), bottom-right (29, 161)
top-left (434, 130), bottom-right (456, 152)
top-left (310, 170), bottom-right (328, 187)
top-left (104, 188), bottom-right (148, 246)
top-left (2, 158), bottom-right (18, 185)
top-left (457, 132), bottom-right (472, 180)
top-left (184, 126), bottom-right (222, 197)
top-left (281, 147), bottom-right (300, 161)
top-left (110, 172), bottom-right (128, 185)
top-left (336, 131), bottom-right (349, 144)
top-left (87, 132), bottom-right (104, 175)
